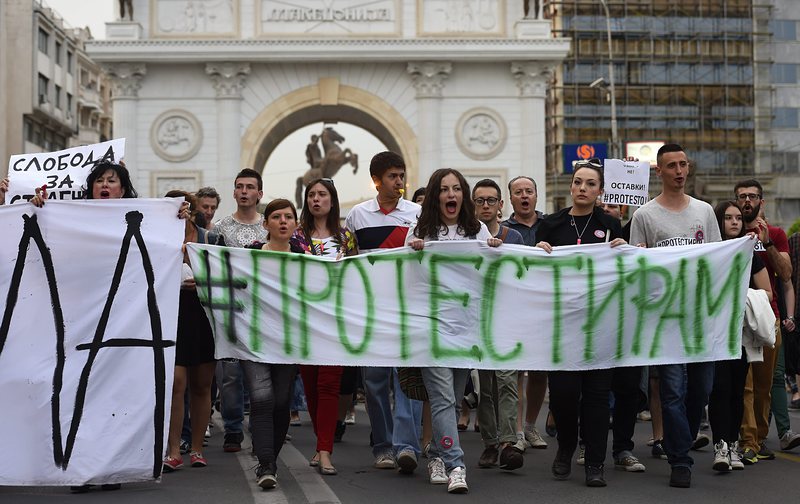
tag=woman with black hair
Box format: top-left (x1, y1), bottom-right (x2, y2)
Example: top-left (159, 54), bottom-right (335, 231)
top-left (536, 160), bottom-right (626, 487)
top-left (405, 168), bottom-right (502, 494)
top-left (290, 178), bottom-right (358, 476)
top-left (707, 201), bottom-right (771, 472)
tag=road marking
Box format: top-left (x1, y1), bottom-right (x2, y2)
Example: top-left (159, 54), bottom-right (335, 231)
top-left (212, 417), bottom-right (290, 504)
top-left (775, 451), bottom-right (800, 463)
top-left (279, 441), bottom-right (342, 504)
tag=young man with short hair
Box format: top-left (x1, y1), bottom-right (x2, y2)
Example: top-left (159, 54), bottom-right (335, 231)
top-left (344, 151), bottom-right (424, 475)
top-left (630, 144), bottom-right (721, 488)
top-left (735, 179), bottom-right (800, 462)
top-left (212, 169), bottom-right (269, 456)
top-left (471, 179), bottom-right (524, 471)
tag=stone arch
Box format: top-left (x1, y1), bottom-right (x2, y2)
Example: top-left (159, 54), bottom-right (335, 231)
top-left (241, 81), bottom-right (419, 197)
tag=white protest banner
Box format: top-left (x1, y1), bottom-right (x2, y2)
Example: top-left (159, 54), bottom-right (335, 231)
top-left (602, 158), bottom-right (650, 206)
top-left (6, 138), bottom-right (125, 204)
top-left (0, 199), bottom-right (183, 486)
top-left (187, 237), bottom-right (754, 371)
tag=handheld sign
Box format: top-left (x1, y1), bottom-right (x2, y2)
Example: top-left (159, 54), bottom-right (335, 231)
top-left (6, 138), bottom-right (125, 204)
top-left (602, 159), bottom-right (650, 207)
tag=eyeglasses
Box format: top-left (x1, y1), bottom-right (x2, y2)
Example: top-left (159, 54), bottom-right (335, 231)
top-left (474, 197), bottom-right (499, 206)
top-left (574, 158), bottom-right (603, 170)
top-left (736, 193), bottom-right (761, 201)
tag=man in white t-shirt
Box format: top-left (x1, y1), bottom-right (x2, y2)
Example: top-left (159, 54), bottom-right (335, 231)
top-left (630, 144), bottom-right (720, 488)
top-left (344, 151), bottom-right (423, 473)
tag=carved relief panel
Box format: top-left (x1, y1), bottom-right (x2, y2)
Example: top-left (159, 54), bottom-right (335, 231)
top-left (150, 109), bottom-right (203, 162)
top-left (257, 0), bottom-right (400, 36)
top-left (152, 0), bottom-right (239, 37)
top-left (455, 107), bottom-right (507, 160)
top-left (419, 0), bottom-right (505, 36)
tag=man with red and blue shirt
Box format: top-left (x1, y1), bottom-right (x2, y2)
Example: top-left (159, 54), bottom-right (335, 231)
top-left (345, 151), bottom-right (423, 473)
top-left (735, 179), bottom-right (800, 464)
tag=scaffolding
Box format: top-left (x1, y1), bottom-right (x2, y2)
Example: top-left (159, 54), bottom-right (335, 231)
top-left (546, 0), bottom-right (757, 191)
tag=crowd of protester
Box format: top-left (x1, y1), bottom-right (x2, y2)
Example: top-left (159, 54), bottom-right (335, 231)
top-left (1, 142), bottom-right (799, 494)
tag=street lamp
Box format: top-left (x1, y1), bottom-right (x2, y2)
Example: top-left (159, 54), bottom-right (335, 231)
top-left (598, 0), bottom-right (619, 158)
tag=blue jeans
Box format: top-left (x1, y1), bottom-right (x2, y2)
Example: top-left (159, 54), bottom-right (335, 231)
top-left (291, 373), bottom-right (308, 412)
top-left (421, 367), bottom-right (469, 471)
top-left (658, 362), bottom-right (715, 467)
top-left (363, 367), bottom-right (422, 458)
top-left (219, 360), bottom-right (244, 434)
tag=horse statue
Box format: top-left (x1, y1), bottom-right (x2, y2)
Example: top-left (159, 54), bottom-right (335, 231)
top-left (295, 127), bottom-right (358, 208)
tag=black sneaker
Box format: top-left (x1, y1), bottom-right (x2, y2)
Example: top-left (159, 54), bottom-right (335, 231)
top-left (691, 434), bottom-right (710, 451)
top-left (334, 421), bottom-right (346, 443)
top-left (224, 432), bottom-right (244, 453)
top-left (669, 466), bottom-right (691, 488)
top-left (498, 444), bottom-right (523, 471)
top-left (256, 463), bottom-right (277, 489)
top-left (741, 448), bottom-right (758, 465)
top-left (552, 449), bottom-right (572, 480)
top-left (585, 464), bottom-right (606, 487)
top-left (652, 440), bottom-right (667, 460)
top-left (757, 443), bottom-right (775, 460)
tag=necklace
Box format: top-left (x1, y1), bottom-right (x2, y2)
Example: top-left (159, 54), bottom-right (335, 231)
top-left (569, 212), bottom-right (593, 245)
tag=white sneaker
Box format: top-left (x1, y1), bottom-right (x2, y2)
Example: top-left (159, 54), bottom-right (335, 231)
top-left (344, 411), bottom-right (356, 425)
top-left (428, 457), bottom-right (447, 485)
top-left (524, 426), bottom-right (548, 449)
top-left (447, 467), bottom-right (469, 494)
top-left (780, 430), bottom-right (800, 451)
top-left (713, 440), bottom-right (731, 472)
top-left (730, 441), bottom-right (744, 470)
top-left (514, 432), bottom-right (528, 453)
top-left (374, 453), bottom-right (396, 469)
top-left (576, 446), bottom-right (585, 466)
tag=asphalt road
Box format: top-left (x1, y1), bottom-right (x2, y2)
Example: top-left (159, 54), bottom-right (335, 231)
top-left (3, 397), bottom-right (800, 503)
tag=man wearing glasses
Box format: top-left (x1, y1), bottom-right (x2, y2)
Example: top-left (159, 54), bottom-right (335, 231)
top-left (734, 180), bottom-right (800, 465)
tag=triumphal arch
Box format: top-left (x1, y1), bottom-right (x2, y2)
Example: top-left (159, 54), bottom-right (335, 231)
top-left (89, 1), bottom-right (569, 216)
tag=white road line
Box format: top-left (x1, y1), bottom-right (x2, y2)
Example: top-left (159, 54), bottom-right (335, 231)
top-left (212, 416), bottom-right (290, 504)
top-left (278, 442), bottom-right (342, 504)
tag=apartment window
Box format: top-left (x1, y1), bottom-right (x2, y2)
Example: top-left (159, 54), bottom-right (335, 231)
top-left (55, 41), bottom-right (62, 65)
top-left (66, 92), bottom-right (73, 112)
top-left (38, 28), bottom-right (49, 55)
top-left (773, 107), bottom-right (800, 128)
top-left (67, 51), bottom-right (73, 74)
top-left (38, 74), bottom-right (49, 104)
top-left (54, 85), bottom-right (62, 109)
top-left (772, 64), bottom-right (798, 84)
top-left (771, 20), bottom-right (798, 41)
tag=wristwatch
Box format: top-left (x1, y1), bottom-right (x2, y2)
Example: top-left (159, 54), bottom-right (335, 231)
top-left (764, 240), bottom-right (774, 248)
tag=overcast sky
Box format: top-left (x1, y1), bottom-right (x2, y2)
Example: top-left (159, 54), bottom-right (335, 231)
top-left (43, 0), bottom-right (114, 39)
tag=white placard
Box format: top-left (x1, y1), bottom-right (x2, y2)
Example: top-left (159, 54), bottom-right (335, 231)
top-left (0, 199), bottom-right (183, 486)
top-left (187, 238), bottom-right (753, 371)
top-left (602, 159), bottom-right (650, 206)
top-left (6, 139), bottom-right (125, 205)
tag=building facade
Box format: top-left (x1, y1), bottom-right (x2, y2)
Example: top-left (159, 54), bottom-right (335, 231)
top-left (87, 0), bottom-right (570, 217)
top-left (0, 0), bottom-right (112, 171)
top-left (547, 0), bottom-right (799, 227)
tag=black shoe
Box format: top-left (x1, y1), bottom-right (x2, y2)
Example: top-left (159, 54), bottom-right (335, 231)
top-left (498, 444), bottom-right (524, 471)
top-left (478, 445), bottom-right (499, 468)
top-left (545, 411), bottom-right (557, 438)
top-left (70, 485), bottom-right (91, 494)
top-left (551, 449), bottom-right (572, 480)
top-left (334, 421), bottom-right (346, 443)
top-left (585, 465), bottom-right (606, 487)
top-left (669, 466), bottom-right (691, 488)
top-left (100, 484), bottom-right (121, 491)
top-left (224, 432), bottom-right (244, 453)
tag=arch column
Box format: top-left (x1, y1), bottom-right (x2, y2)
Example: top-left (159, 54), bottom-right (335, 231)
top-left (407, 62), bottom-right (451, 185)
top-left (103, 63), bottom-right (146, 189)
top-left (206, 62), bottom-right (250, 217)
top-left (512, 61), bottom-right (553, 208)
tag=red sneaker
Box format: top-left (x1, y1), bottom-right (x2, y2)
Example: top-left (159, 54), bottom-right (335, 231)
top-left (190, 451), bottom-right (208, 468)
top-left (162, 456), bottom-right (183, 472)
